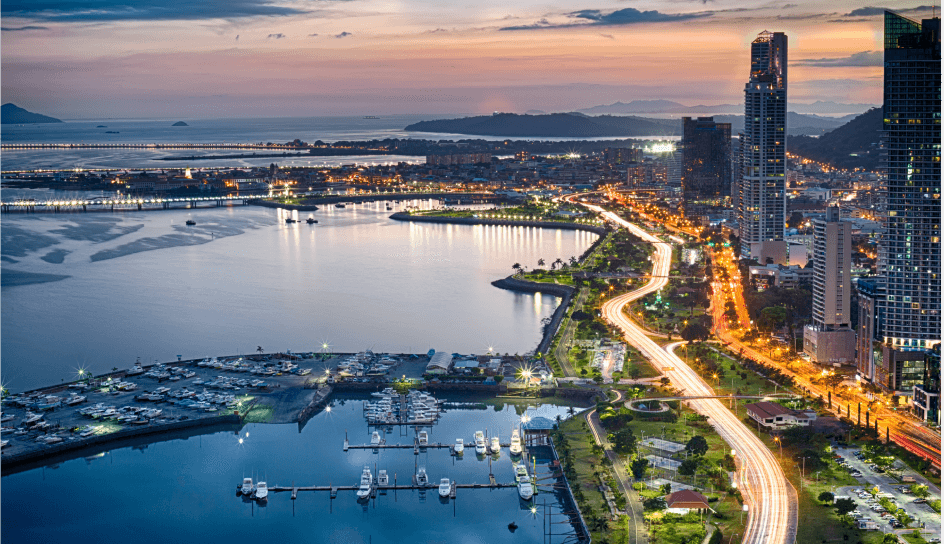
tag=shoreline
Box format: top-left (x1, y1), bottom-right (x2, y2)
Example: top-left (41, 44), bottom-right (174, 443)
top-left (389, 211), bottom-right (608, 235)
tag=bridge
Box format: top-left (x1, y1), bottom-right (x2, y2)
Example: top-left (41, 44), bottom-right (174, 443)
top-left (0, 194), bottom-right (257, 213)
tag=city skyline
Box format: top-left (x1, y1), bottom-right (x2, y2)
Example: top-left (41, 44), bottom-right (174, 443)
top-left (1, 1), bottom-right (938, 119)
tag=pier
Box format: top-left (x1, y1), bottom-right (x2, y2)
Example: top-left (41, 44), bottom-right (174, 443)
top-left (0, 195), bottom-right (256, 214)
top-left (255, 481), bottom-right (518, 494)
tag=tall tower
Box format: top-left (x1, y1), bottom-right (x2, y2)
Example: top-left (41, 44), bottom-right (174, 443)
top-left (879, 12), bottom-right (941, 353)
top-left (682, 117), bottom-right (732, 216)
top-left (737, 31), bottom-right (787, 260)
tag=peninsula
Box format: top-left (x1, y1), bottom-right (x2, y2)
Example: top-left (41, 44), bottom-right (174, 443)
top-left (1, 103), bottom-right (63, 124)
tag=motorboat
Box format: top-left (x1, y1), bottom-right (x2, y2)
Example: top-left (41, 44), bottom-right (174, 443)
top-left (127, 363), bottom-right (145, 375)
top-left (378, 469), bottom-right (389, 486)
top-left (66, 394), bottom-right (87, 406)
top-left (254, 481), bottom-right (268, 502)
top-left (510, 429), bottom-right (522, 456)
top-left (416, 467), bottom-right (429, 486)
top-left (0, 414), bottom-right (15, 423)
top-left (335, 203), bottom-right (346, 208)
top-left (418, 430), bottom-right (429, 446)
top-left (514, 464), bottom-right (530, 483)
top-left (357, 466), bottom-right (373, 500)
top-left (240, 477), bottom-right (255, 495)
top-left (491, 435), bottom-right (501, 454)
top-left (371, 431), bottom-right (383, 446)
top-left (285, 217), bottom-right (297, 224)
top-left (186, 219), bottom-right (196, 226)
top-left (23, 412), bottom-right (43, 425)
top-left (474, 431), bottom-right (487, 455)
top-left (518, 479), bottom-right (534, 500)
top-left (438, 478), bottom-right (452, 498)
top-left (454, 438), bottom-right (464, 454)
top-left (306, 217), bottom-right (318, 224)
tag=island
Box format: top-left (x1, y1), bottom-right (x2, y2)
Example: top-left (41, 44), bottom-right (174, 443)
top-left (172, 121), bottom-right (189, 126)
top-left (405, 112), bottom-right (677, 138)
top-left (1, 103), bottom-right (63, 124)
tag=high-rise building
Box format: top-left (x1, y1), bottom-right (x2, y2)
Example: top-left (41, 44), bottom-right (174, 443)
top-left (855, 278), bottom-right (885, 381)
top-left (737, 31), bottom-right (788, 260)
top-left (912, 346), bottom-right (940, 424)
top-left (871, 11), bottom-right (940, 396)
top-left (804, 207), bottom-right (855, 364)
top-left (682, 117), bottom-right (732, 201)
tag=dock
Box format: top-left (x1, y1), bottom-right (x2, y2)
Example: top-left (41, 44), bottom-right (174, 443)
top-left (343, 439), bottom-right (514, 456)
top-left (244, 482), bottom-right (517, 494)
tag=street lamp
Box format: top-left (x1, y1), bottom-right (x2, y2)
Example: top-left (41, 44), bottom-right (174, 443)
top-left (773, 436), bottom-right (783, 460)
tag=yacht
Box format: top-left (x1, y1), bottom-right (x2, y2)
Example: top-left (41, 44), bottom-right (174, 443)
top-left (0, 414), bottom-right (15, 423)
top-left (127, 362), bottom-right (145, 375)
top-left (474, 431), bottom-right (487, 455)
top-left (518, 479), bottom-right (534, 500)
top-left (66, 394), bottom-right (87, 406)
top-left (510, 429), bottom-right (522, 456)
top-left (254, 481), bottom-right (268, 502)
top-left (240, 477), bottom-right (255, 495)
top-left (454, 438), bottom-right (464, 455)
top-left (491, 435), bottom-right (501, 454)
top-left (438, 478), bottom-right (452, 498)
top-left (416, 467), bottom-right (429, 486)
top-left (371, 431), bottom-right (382, 446)
top-left (23, 412), bottom-right (43, 425)
top-left (335, 203), bottom-right (346, 209)
top-left (186, 219), bottom-right (197, 226)
top-left (357, 466), bottom-right (373, 500)
top-left (377, 469), bottom-right (389, 486)
top-left (418, 430), bottom-right (429, 446)
top-left (306, 217), bottom-right (318, 224)
top-left (0, 440), bottom-right (8, 449)
top-left (514, 464), bottom-right (530, 483)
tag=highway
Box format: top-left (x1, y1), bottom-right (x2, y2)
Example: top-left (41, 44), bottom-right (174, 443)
top-left (580, 202), bottom-right (796, 544)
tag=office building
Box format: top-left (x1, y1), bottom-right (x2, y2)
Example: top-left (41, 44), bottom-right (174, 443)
top-left (804, 207), bottom-right (855, 364)
top-left (737, 31), bottom-right (788, 261)
top-left (855, 278), bottom-right (885, 381)
top-left (912, 347), bottom-right (940, 424)
top-left (682, 117), bottom-right (732, 202)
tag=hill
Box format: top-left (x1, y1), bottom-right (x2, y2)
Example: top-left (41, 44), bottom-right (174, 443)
top-left (787, 108), bottom-right (883, 171)
top-left (404, 113), bottom-right (679, 138)
top-left (404, 111), bottom-right (843, 138)
top-left (1, 103), bottom-right (63, 124)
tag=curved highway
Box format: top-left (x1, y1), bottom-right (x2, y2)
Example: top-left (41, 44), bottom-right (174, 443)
top-left (580, 202), bottom-right (796, 544)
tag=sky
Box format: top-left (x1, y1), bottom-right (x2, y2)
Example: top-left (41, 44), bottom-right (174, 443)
top-left (0, 1), bottom-right (937, 119)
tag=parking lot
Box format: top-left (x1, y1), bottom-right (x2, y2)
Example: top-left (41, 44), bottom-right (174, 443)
top-left (833, 446), bottom-right (941, 542)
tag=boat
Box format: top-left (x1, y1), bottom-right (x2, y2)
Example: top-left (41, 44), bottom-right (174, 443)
top-left (127, 362), bottom-right (145, 375)
top-left (438, 478), bottom-right (452, 498)
top-left (240, 477), bottom-right (255, 495)
top-left (306, 217), bottom-right (318, 224)
top-left (363, 116), bottom-right (380, 119)
top-left (474, 431), bottom-right (487, 455)
top-left (491, 436), bottom-right (501, 454)
top-left (66, 394), bottom-right (86, 406)
top-left (416, 467), bottom-right (429, 486)
top-left (378, 469), bottom-right (389, 486)
top-left (23, 412), bottom-right (43, 425)
top-left (0, 414), bottom-right (15, 423)
top-left (356, 466), bottom-right (373, 500)
top-left (510, 429), bottom-right (522, 456)
top-left (371, 431), bottom-right (382, 446)
top-left (285, 217), bottom-right (297, 224)
top-left (514, 464), bottom-right (530, 483)
top-left (186, 219), bottom-right (196, 226)
top-left (418, 430), bottom-right (429, 446)
top-left (454, 438), bottom-right (464, 454)
top-left (335, 203), bottom-right (346, 208)
top-left (0, 440), bottom-right (8, 448)
top-left (518, 479), bottom-right (534, 500)
top-left (254, 481), bottom-right (268, 502)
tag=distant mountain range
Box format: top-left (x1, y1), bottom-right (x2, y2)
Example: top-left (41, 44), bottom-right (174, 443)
top-left (576, 99), bottom-right (876, 117)
top-left (404, 111), bottom-right (847, 138)
top-left (1, 103), bottom-right (63, 124)
top-left (787, 107), bottom-right (883, 171)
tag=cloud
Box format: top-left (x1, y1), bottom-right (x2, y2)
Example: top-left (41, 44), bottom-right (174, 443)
top-left (2, 0), bottom-right (309, 22)
top-left (845, 5), bottom-right (933, 16)
top-left (500, 8), bottom-right (709, 31)
top-left (599, 33), bottom-right (615, 39)
top-left (235, 34), bottom-right (239, 40)
top-left (308, 33), bottom-right (318, 37)
top-left (267, 33), bottom-right (286, 39)
top-left (334, 31), bottom-right (352, 38)
top-left (0, 25), bottom-right (48, 31)
top-left (794, 50), bottom-right (882, 67)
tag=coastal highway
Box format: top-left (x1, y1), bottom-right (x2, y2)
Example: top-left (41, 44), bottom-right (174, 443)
top-left (578, 202), bottom-right (796, 544)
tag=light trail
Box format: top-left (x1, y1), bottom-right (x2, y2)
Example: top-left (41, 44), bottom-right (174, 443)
top-left (577, 200), bottom-right (796, 544)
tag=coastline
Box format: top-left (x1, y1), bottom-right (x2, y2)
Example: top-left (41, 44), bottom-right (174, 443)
top-left (388, 211), bottom-right (608, 235)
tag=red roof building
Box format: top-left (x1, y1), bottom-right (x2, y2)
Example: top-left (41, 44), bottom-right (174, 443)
top-left (665, 489), bottom-right (710, 512)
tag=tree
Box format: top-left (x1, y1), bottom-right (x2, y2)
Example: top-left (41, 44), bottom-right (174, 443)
top-left (659, 377), bottom-right (671, 388)
top-left (910, 484), bottom-right (930, 500)
top-left (817, 491), bottom-right (834, 504)
top-left (882, 534), bottom-right (900, 544)
top-left (661, 483), bottom-right (672, 495)
top-left (834, 498), bottom-right (856, 517)
top-left (629, 366), bottom-right (642, 380)
top-left (678, 459), bottom-right (699, 477)
top-left (257, 346), bottom-right (263, 355)
top-left (537, 258), bottom-right (546, 268)
top-left (612, 428), bottom-right (637, 454)
top-left (631, 458), bottom-right (649, 479)
top-left (686, 435), bottom-right (709, 457)
top-left (681, 322), bottom-right (711, 343)
top-left (822, 373), bottom-right (844, 392)
top-left (512, 263), bottom-right (522, 275)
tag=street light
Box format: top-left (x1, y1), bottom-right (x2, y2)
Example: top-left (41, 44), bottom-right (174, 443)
top-left (774, 436), bottom-right (783, 460)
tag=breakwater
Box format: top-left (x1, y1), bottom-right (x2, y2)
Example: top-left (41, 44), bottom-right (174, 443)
top-left (492, 276), bottom-right (575, 357)
top-left (389, 212), bottom-right (608, 235)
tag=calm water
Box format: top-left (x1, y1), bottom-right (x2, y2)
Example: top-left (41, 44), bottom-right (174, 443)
top-left (1, 194), bottom-right (596, 392)
top-left (1, 115), bottom-right (676, 170)
top-left (1, 396), bottom-right (580, 543)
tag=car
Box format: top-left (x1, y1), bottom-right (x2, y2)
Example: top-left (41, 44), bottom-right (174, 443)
top-left (913, 498), bottom-right (927, 504)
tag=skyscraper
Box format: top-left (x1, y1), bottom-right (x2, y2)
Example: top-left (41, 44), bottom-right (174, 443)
top-left (682, 117), bottom-right (732, 202)
top-left (737, 31), bottom-right (787, 261)
top-left (872, 12), bottom-right (940, 397)
top-left (804, 207), bottom-right (855, 364)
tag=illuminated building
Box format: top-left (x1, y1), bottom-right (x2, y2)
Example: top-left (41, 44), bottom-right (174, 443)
top-left (804, 207), bottom-right (855, 365)
top-left (737, 31), bottom-right (788, 260)
top-left (681, 117), bottom-right (732, 200)
top-left (877, 12), bottom-right (941, 354)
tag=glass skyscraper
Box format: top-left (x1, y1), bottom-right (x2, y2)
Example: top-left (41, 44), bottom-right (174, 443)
top-left (879, 12), bottom-right (941, 351)
top-left (738, 31), bottom-right (788, 259)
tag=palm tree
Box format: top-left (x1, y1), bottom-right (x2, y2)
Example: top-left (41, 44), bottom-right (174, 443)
top-left (537, 258), bottom-right (546, 268)
top-left (512, 263), bottom-right (522, 275)
top-left (569, 256), bottom-right (578, 266)
top-left (555, 258), bottom-right (564, 269)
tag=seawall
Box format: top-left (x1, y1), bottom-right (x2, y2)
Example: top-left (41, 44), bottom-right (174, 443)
top-left (491, 276), bottom-right (575, 357)
top-left (389, 212), bottom-right (608, 235)
top-left (248, 192), bottom-right (496, 212)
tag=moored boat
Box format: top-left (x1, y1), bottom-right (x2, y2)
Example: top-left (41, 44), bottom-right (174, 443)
top-left (438, 478), bottom-right (452, 498)
top-left (474, 430), bottom-right (487, 455)
top-left (454, 438), bottom-right (464, 454)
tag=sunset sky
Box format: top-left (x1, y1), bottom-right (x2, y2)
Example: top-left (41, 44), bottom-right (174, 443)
top-left (1, 1), bottom-right (936, 119)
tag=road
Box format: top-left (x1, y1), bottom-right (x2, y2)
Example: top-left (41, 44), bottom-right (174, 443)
top-left (585, 389), bottom-right (648, 544)
top-left (707, 245), bottom-right (942, 469)
top-left (579, 202), bottom-right (797, 544)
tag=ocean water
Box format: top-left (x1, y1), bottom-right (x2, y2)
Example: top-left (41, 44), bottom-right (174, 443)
top-left (1, 396), bottom-right (582, 543)
top-left (1, 194), bottom-right (596, 392)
